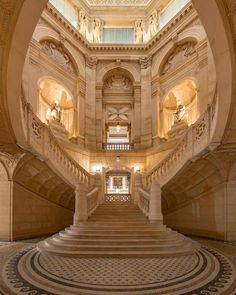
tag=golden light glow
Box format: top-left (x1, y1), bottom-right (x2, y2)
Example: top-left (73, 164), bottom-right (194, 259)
top-left (116, 122), bottom-right (121, 132)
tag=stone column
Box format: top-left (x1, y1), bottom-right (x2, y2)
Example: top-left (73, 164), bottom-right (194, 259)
top-left (95, 84), bottom-right (103, 150)
top-left (84, 55), bottom-right (97, 149)
top-left (77, 77), bottom-right (86, 147)
top-left (133, 85), bottom-right (141, 148)
top-left (139, 56), bottom-right (153, 148)
top-left (73, 183), bottom-right (88, 225)
top-left (149, 181), bottom-right (163, 223)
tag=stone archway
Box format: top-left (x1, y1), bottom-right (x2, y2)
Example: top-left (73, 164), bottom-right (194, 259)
top-left (1, 0), bottom-right (234, 153)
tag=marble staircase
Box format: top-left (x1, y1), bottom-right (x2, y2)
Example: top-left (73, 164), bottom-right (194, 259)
top-left (37, 202), bottom-right (200, 256)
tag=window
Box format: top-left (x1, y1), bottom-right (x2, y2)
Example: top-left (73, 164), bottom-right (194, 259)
top-left (103, 28), bottom-right (134, 44)
top-left (160, 0), bottom-right (190, 29)
top-left (49, 0), bottom-right (78, 28)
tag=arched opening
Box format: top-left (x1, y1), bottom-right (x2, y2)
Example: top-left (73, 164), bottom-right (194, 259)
top-left (38, 79), bottom-right (75, 138)
top-left (102, 68), bottom-right (134, 150)
top-left (162, 80), bottom-right (198, 138)
top-left (105, 170), bottom-right (131, 202)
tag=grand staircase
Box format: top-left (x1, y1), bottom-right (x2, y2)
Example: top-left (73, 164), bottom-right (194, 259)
top-left (38, 202), bottom-right (200, 256)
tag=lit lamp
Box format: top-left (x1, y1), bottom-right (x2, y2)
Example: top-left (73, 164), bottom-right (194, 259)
top-left (116, 122), bottom-right (121, 132)
top-left (94, 165), bottom-right (102, 173)
top-left (134, 166), bottom-right (141, 173)
top-left (116, 155), bottom-right (121, 162)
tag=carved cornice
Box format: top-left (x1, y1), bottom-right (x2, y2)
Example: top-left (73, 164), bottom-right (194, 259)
top-left (44, 2), bottom-right (195, 55)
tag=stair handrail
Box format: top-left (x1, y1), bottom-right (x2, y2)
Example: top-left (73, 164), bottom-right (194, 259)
top-left (87, 187), bottom-right (99, 216)
top-left (146, 87), bottom-right (218, 187)
top-left (21, 92), bottom-right (93, 188)
top-left (138, 187), bottom-right (150, 217)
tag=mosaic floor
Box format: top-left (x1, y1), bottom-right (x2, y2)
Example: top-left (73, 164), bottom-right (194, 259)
top-left (0, 238), bottom-right (235, 295)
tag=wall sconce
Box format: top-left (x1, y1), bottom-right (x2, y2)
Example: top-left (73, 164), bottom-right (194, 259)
top-left (116, 122), bottom-right (121, 132)
top-left (94, 165), bottom-right (102, 173)
top-left (134, 166), bottom-right (141, 173)
top-left (116, 155), bottom-right (121, 162)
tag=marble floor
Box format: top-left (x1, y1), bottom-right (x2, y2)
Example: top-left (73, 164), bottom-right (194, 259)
top-left (0, 237), bottom-right (235, 295)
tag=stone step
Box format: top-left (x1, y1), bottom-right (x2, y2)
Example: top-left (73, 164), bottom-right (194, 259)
top-left (41, 236), bottom-right (193, 249)
top-left (70, 223), bottom-right (165, 229)
top-left (37, 201), bottom-right (200, 257)
top-left (59, 231), bottom-right (175, 240)
top-left (53, 235), bottom-right (184, 245)
top-left (88, 216), bottom-right (148, 221)
top-left (37, 240), bottom-right (198, 257)
top-left (64, 228), bottom-right (171, 235)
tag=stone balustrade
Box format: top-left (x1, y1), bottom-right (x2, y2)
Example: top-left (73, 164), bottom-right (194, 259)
top-left (105, 194), bottom-right (131, 203)
top-left (103, 143), bottom-right (134, 151)
top-left (146, 90), bottom-right (218, 187)
top-left (21, 95), bottom-right (93, 188)
top-left (138, 188), bottom-right (150, 217)
top-left (87, 187), bottom-right (99, 216)
top-left (138, 183), bottom-right (163, 223)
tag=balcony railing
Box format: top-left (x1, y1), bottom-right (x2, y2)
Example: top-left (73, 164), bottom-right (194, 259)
top-left (105, 194), bottom-right (131, 203)
top-left (103, 143), bottom-right (134, 151)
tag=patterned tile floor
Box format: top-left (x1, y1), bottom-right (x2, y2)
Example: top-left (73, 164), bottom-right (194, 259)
top-left (0, 237), bottom-right (235, 295)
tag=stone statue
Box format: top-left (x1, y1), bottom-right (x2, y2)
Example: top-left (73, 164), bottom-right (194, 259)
top-left (148, 10), bottom-right (159, 39)
top-left (92, 19), bottom-right (102, 43)
top-left (135, 20), bottom-right (144, 43)
top-left (46, 101), bottom-right (61, 123)
top-left (173, 104), bottom-right (187, 124)
top-left (78, 10), bottom-right (88, 38)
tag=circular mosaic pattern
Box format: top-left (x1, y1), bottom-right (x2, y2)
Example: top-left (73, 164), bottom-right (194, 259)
top-left (1, 246), bottom-right (235, 295)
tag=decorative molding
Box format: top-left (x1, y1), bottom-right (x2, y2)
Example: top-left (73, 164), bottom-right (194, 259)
top-left (84, 0), bottom-right (153, 6)
top-left (107, 106), bottom-right (130, 122)
top-left (40, 40), bottom-right (76, 74)
top-left (0, 152), bottom-right (25, 178)
top-left (161, 42), bottom-right (197, 75)
top-left (44, 2), bottom-right (195, 54)
top-left (85, 55), bottom-right (98, 69)
top-left (104, 73), bottom-right (132, 90)
top-left (139, 55), bottom-right (152, 69)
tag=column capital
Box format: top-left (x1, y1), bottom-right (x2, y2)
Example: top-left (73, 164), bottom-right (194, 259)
top-left (139, 55), bottom-right (152, 69)
top-left (85, 55), bottom-right (98, 69)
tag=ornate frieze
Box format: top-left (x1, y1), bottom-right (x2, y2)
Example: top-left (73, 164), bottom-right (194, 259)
top-left (104, 74), bottom-right (132, 89)
top-left (40, 40), bottom-right (76, 74)
top-left (161, 42), bottom-right (197, 75)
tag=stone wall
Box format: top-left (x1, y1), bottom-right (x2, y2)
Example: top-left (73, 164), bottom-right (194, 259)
top-left (164, 184), bottom-right (226, 240)
top-left (12, 182), bottom-right (73, 240)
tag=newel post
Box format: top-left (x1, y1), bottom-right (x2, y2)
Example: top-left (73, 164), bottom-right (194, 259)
top-left (94, 173), bottom-right (103, 204)
top-left (149, 181), bottom-right (163, 223)
top-left (134, 173), bottom-right (142, 204)
top-left (73, 183), bottom-right (88, 225)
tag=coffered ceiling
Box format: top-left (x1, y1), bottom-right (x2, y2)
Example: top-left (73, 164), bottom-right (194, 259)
top-left (82, 0), bottom-right (153, 7)
top-left (72, 0), bottom-right (171, 22)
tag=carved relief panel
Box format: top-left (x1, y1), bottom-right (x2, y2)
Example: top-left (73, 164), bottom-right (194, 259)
top-left (161, 42), bottom-right (197, 75)
top-left (41, 40), bottom-right (76, 75)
